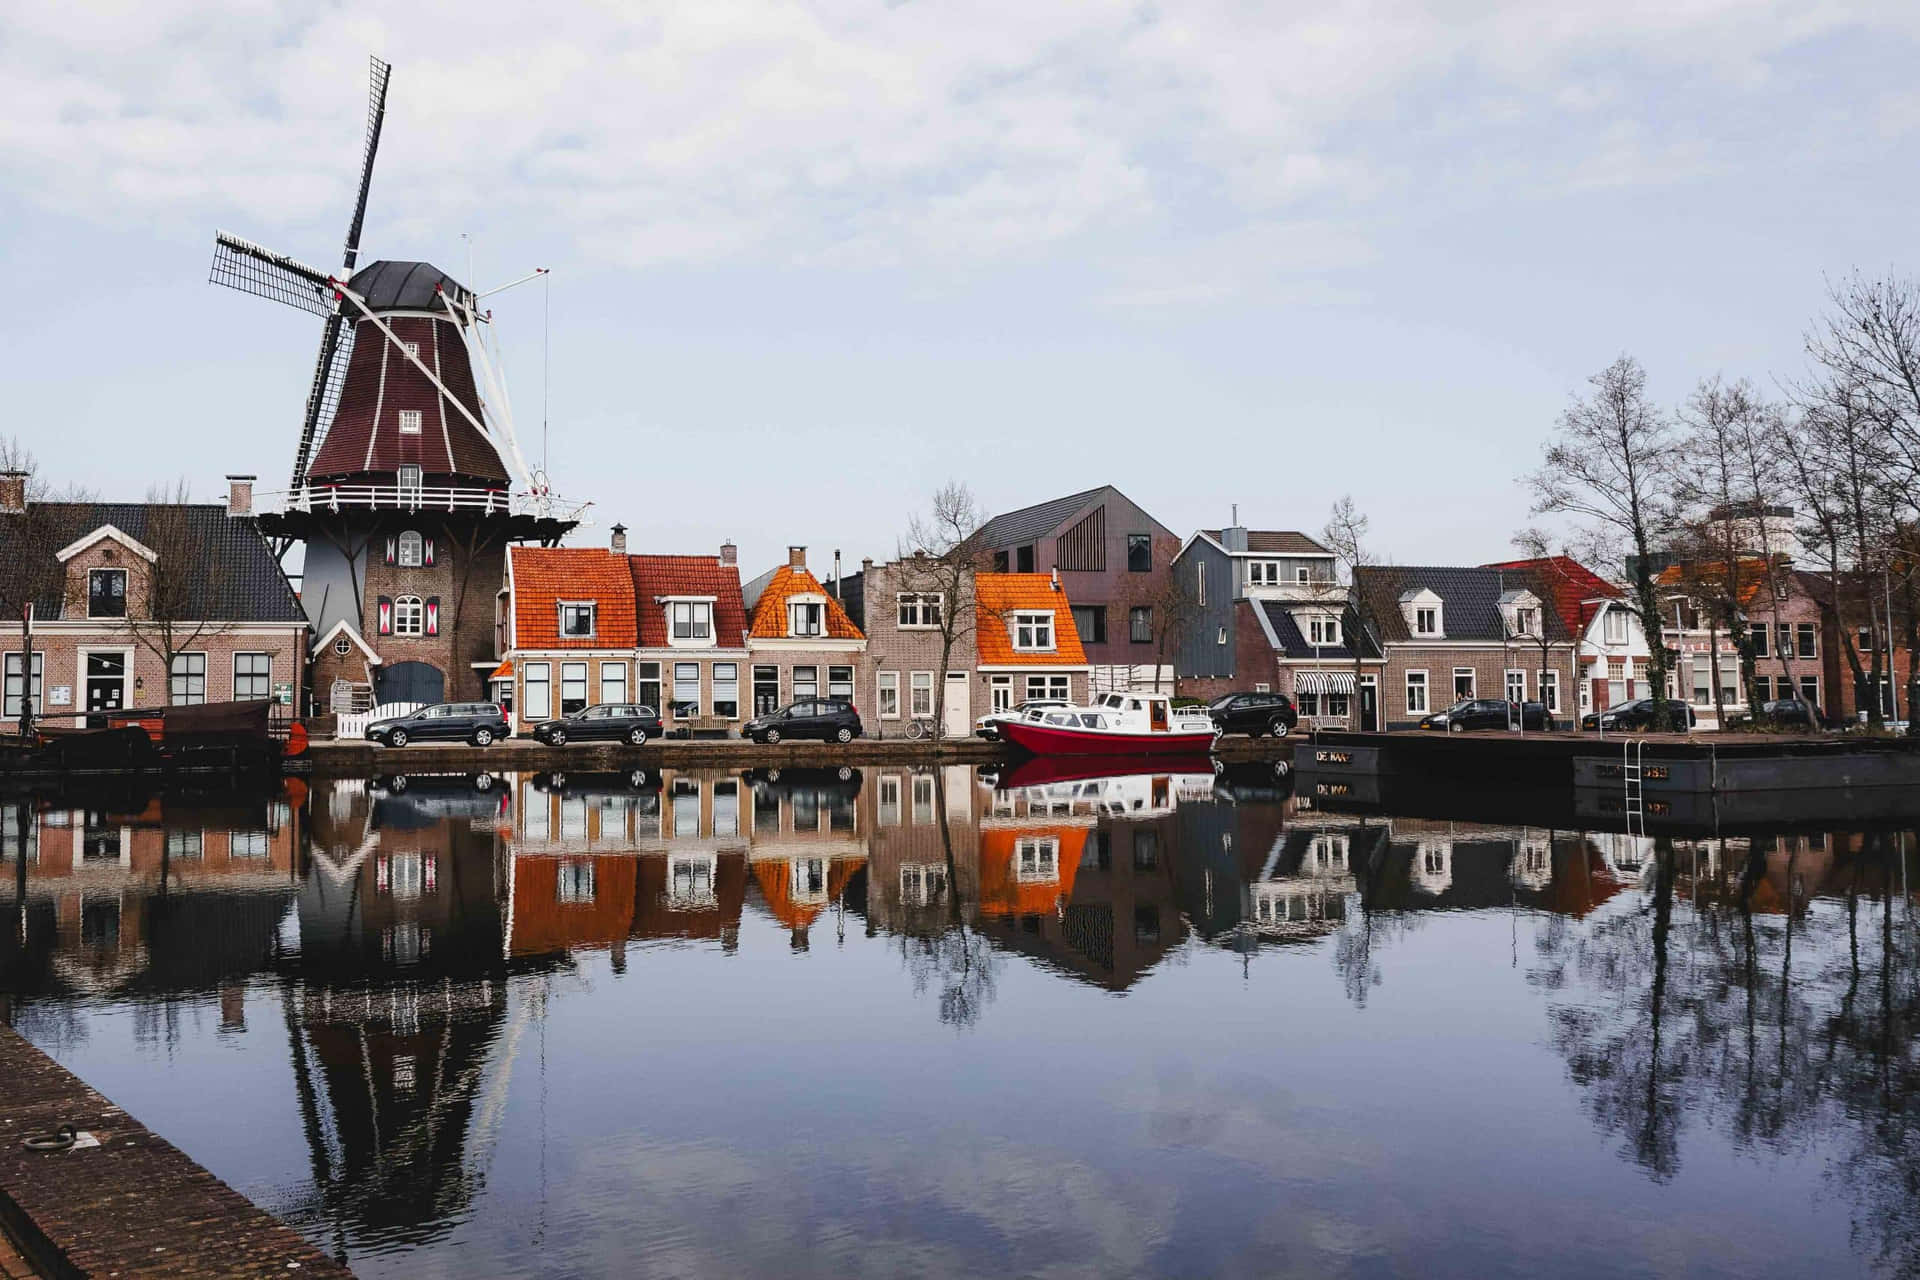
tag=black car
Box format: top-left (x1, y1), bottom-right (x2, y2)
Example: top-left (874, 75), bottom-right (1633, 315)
top-left (1419, 698), bottom-right (1550, 732)
top-left (1579, 698), bottom-right (1698, 732)
top-left (742, 698), bottom-right (863, 744)
top-left (1753, 698), bottom-right (1847, 731)
top-left (530, 703), bottom-right (664, 746)
top-left (1208, 691), bottom-right (1300, 738)
top-left (366, 702), bottom-right (509, 748)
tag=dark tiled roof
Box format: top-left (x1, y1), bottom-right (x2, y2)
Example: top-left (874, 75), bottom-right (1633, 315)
top-left (0, 503), bottom-right (304, 622)
top-left (1256, 601), bottom-right (1382, 660)
top-left (976, 486), bottom-right (1109, 549)
top-left (1201, 530), bottom-right (1333, 555)
top-left (1354, 565), bottom-right (1573, 645)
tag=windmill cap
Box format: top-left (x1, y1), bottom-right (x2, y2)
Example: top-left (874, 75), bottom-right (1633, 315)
top-left (347, 260), bottom-right (474, 315)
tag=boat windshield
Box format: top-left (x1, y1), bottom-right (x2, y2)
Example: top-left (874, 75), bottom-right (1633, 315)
top-left (1101, 694), bottom-right (1126, 709)
top-left (1079, 714), bottom-right (1106, 728)
top-left (1044, 712), bottom-right (1075, 725)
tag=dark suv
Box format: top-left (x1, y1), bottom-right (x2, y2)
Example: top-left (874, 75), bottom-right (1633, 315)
top-left (1420, 698), bottom-right (1550, 732)
top-left (1208, 691), bottom-right (1300, 738)
top-left (743, 698), bottom-right (863, 744)
top-left (530, 703), bottom-right (664, 746)
top-left (366, 702), bottom-right (509, 748)
top-left (1580, 698), bottom-right (1698, 732)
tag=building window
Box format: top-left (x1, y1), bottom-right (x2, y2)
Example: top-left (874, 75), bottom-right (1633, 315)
top-left (1506, 670), bottom-right (1526, 703)
top-left (1196, 562), bottom-right (1206, 606)
top-left (1796, 623), bottom-right (1816, 658)
top-left (169, 653), bottom-right (207, 705)
top-left (402, 341), bottom-right (420, 360)
top-left (1514, 607), bottom-right (1538, 637)
top-left (1016, 836), bottom-right (1060, 881)
top-left (789, 601), bottom-right (824, 637)
top-left (1751, 625), bottom-right (1769, 657)
top-left (394, 595), bottom-right (424, 636)
top-left (397, 463), bottom-right (423, 492)
top-left (3, 652), bottom-right (43, 718)
top-left (1026, 674), bottom-right (1071, 703)
top-left (1603, 608), bottom-right (1629, 645)
top-left (712, 662), bottom-right (740, 719)
top-left (1297, 565), bottom-right (1311, 585)
top-left (524, 662), bottom-right (551, 720)
top-left (166, 829), bottom-right (204, 861)
top-left (911, 774), bottom-right (936, 825)
top-left (989, 675), bottom-right (1012, 712)
top-left (670, 601), bottom-right (712, 641)
top-left (909, 672), bottom-right (933, 717)
top-left (1414, 607), bottom-right (1438, 636)
top-left (557, 861), bottom-right (596, 904)
top-left (993, 550), bottom-right (1010, 573)
top-left (636, 661), bottom-right (662, 712)
top-left (827, 666), bottom-right (854, 699)
top-left (1217, 626), bottom-right (1227, 645)
top-left (397, 530), bottom-right (424, 566)
top-left (1013, 611), bottom-right (1054, 651)
top-left (877, 671), bottom-right (900, 718)
top-left (1016, 544), bottom-right (1036, 574)
top-left (560, 661), bottom-right (589, 715)
top-left (333, 634), bottom-right (352, 656)
top-left (1405, 670), bottom-right (1428, 714)
top-left (1540, 670), bottom-right (1559, 713)
top-left (1776, 623), bottom-right (1791, 658)
top-left (234, 652), bottom-right (271, 701)
top-left (398, 409), bottom-right (422, 435)
top-left (1453, 668), bottom-right (1475, 701)
top-left (1754, 674), bottom-right (1772, 703)
top-left (1126, 534), bottom-right (1152, 573)
top-left (793, 665), bottom-right (819, 699)
top-left (88, 568), bottom-right (127, 618)
top-left (1691, 665), bottom-right (1714, 706)
top-left (555, 602), bottom-right (596, 639)
top-left (1800, 675), bottom-right (1819, 704)
top-left (1308, 614), bottom-right (1340, 646)
top-left (672, 662), bottom-right (702, 718)
top-left (1247, 561), bottom-right (1279, 587)
top-left (1071, 605), bottom-right (1106, 644)
top-left (1129, 606), bottom-right (1152, 644)
top-left (897, 594), bottom-right (943, 629)
top-left (712, 779), bottom-right (739, 837)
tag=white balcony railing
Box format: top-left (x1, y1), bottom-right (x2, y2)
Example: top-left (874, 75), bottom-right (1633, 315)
top-left (274, 484), bottom-right (589, 521)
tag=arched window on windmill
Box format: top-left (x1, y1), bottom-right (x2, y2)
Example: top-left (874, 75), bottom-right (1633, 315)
top-left (398, 530), bottom-right (424, 567)
top-left (394, 595), bottom-right (424, 637)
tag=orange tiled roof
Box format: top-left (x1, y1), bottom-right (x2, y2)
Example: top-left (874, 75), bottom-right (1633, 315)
top-left (747, 565), bottom-right (864, 640)
top-left (1656, 557), bottom-right (1778, 608)
top-left (510, 547), bottom-right (639, 649)
top-left (975, 573), bottom-right (1087, 666)
top-left (629, 555), bottom-right (749, 648)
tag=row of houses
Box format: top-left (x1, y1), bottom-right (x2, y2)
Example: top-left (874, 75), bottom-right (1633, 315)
top-left (0, 475), bottom-right (1906, 733)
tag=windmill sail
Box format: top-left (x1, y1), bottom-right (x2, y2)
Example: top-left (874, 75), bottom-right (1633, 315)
top-left (209, 232), bottom-right (336, 317)
top-left (293, 316), bottom-right (357, 492)
top-left (343, 56), bottom-right (389, 271)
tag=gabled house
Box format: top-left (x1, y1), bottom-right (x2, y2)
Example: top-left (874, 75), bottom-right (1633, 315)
top-left (1654, 556), bottom-right (1825, 727)
top-left (629, 545), bottom-right (751, 736)
top-left (1484, 556), bottom-right (1649, 719)
top-left (974, 485), bottom-right (1177, 687)
top-left (742, 546), bottom-right (867, 716)
top-left (974, 572), bottom-right (1090, 714)
top-left (0, 475), bottom-right (307, 725)
top-left (1354, 566), bottom-right (1579, 730)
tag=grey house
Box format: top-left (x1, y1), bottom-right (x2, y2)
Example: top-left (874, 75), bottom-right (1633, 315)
top-left (1171, 526), bottom-right (1359, 697)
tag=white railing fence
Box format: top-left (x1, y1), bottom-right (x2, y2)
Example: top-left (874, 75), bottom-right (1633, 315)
top-left (337, 701), bottom-right (425, 740)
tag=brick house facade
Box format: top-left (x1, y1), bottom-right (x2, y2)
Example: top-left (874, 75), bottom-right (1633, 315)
top-left (0, 481), bottom-right (307, 726)
top-left (742, 547), bottom-right (867, 718)
top-left (1656, 558), bottom-right (1828, 727)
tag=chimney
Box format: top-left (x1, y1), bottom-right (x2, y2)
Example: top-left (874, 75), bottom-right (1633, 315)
top-left (788, 545), bottom-right (807, 570)
top-left (610, 523), bottom-right (628, 553)
top-left (225, 474), bottom-right (255, 517)
top-left (862, 557), bottom-right (874, 574)
top-left (831, 549), bottom-right (842, 598)
top-left (1050, 567), bottom-right (1060, 592)
top-left (720, 540), bottom-right (737, 567)
top-left (0, 471), bottom-right (26, 515)
top-left (1222, 523), bottom-right (1249, 552)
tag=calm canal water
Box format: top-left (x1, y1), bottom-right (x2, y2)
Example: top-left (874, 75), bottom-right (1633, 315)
top-left (2, 761), bottom-right (1917, 1279)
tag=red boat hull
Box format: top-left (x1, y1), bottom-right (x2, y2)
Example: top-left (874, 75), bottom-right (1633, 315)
top-left (1000, 718), bottom-right (1216, 757)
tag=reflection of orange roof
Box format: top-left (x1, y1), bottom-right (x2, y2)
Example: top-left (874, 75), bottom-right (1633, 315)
top-left (511, 547), bottom-right (640, 648)
top-left (978, 826), bottom-right (1087, 917)
top-left (1543, 846), bottom-right (1627, 918)
top-left (632, 853), bottom-right (749, 939)
top-left (751, 858), bottom-right (865, 931)
top-left (510, 855), bottom-right (639, 956)
top-left (747, 565), bottom-right (864, 640)
top-left (975, 574), bottom-right (1086, 666)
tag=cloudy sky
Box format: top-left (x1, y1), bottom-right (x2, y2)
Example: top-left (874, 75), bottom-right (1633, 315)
top-left (3, 1), bottom-right (1916, 574)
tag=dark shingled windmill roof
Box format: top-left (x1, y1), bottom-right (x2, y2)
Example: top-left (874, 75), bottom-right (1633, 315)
top-left (346, 260), bottom-right (474, 315)
top-left (1354, 565), bottom-right (1573, 644)
top-left (0, 503), bottom-right (305, 621)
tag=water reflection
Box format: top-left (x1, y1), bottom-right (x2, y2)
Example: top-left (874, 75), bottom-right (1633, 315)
top-left (0, 765), bottom-right (1916, 1278)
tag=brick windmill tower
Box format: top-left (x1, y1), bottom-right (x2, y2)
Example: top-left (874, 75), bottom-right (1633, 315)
top-left (209, 57), bottom-right (581, 714)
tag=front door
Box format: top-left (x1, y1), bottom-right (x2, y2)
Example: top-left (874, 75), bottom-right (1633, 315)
top-left (942, 673), bottom-right (970, 738)
top-left (86, 652), bottom-right (126, 725)
top-left (753, 666), bottom-right (780, 716)
top-left (1149, 700), bottom-right (1168, 732)
top-left (1358, 678), bottom-right (1379, 732)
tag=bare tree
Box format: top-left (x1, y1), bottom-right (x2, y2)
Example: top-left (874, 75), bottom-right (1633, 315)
top-left (1528, 356), bottom-right (1682, 730)
top-left (0, 437), bottom-right (89, 736)
top-left (1322, 496), bottom-right (1380, 731)
top-left (1675, 376), bottom-right (1774, 719)
top-left (896, 482), bottom-right (996, 738)
top-left (125, 479), bottom-right (236, 705)
top-left (1508, 529), bottom-right (1584, 728)
top-left (1114, 568), bottom-right (1201, 696)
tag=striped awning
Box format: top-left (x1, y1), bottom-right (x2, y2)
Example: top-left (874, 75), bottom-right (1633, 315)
top-left (1295, 671), bottom-right (1356, 695)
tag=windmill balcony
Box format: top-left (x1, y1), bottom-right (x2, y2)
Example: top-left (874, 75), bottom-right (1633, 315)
top-left (277, 482), bottom-right (589, 521)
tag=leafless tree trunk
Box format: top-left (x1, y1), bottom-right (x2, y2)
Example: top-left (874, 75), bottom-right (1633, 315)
top-left (898, 483), bottom-right (997, 739)
top-left (1527, 356), bottom-right (1682, 729)
top-left (1323, 496), bottom-right (1378, 731)
top-left (126, 479), bottom-right (235, 704)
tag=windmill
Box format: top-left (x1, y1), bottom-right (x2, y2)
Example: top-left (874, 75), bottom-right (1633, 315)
top-left (208, 55), bottom-right (579, 712)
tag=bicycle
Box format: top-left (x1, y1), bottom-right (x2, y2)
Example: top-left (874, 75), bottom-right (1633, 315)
top-left (904, 716), bottom-right (938, 741)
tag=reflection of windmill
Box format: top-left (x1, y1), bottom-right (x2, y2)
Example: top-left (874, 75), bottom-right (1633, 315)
top-left (208, 56), bottom-right (580, 711)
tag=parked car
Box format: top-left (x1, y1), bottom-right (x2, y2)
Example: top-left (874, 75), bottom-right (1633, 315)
top-left (1579, 698), bottom-right (1698, 732)
top-left (1208, 691), bottom-right (1300, 738)
top-left (366, 702), bottom-right (509, 748)
top-left (1419, 698), bottom-right (1550, 732)
top-left (1753, 697), bottom-right (1849, 731)
top-left (742, 698), bottom-right (863, 744)
top-left (976, 699), bottom-right (1069, 741)
top-left (529, 703), bottom-right (664, 746)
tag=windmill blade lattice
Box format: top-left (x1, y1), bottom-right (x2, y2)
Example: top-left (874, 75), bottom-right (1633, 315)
top-left (209, 232), bottom-right (337, 318)
top-left (291, 315), bottom-right (358, 491)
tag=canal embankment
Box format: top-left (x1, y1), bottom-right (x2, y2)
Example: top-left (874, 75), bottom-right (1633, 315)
top-left (0, 1025), bottom-right (349, 1279)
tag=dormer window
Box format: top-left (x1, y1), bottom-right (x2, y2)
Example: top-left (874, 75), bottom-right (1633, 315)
top-left (559, 602), bottom-right (596, 639)
top-left (1415, 607), bottom-right (1438, 635)
top-left (1012, 610), bottom-right (1054, 651)
top-left (88, 568), bottom-right (128, 619)
top-left (1401, 587), bottom-right (1444, 638)
top-left (670, 601), bottom-right (712, 642)
top-left (789, 601), bottom-right (824, 637)
top-left (1514, 606), bottom-right (1538, 637)
top-left (398, 409), bottom-right (422, 435)
top-left (1308, 614), bottom-right (1340, 646)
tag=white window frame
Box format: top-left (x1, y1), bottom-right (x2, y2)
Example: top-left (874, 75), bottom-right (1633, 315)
top-left (1015, 835), bottom-right (1060, 881)
top-left (1540, 670), bottom-right (1560, 713)
top-left (398, 408), bottom-right (423, 435)
top-left (990, 675), bottom-right (1013, 713)
top-left (523, 661), bottom-right (552, 721)
top-left (1405, 669), bottom-right (1428, 715)
top-left (878, 774), bottom-right (903, 825)
top-left (1452, 667), bottom-right (1475, 701)
top-left (1296, 565), bottom-right (1311, 585)
top-left (234, 651), bottom-right (272, 701)
top-left (558, 600), bottom-right (597, 640)
top-left (1196, 561), bottom-right (1206, 607)
top-left (1414, 606), bottom-right (1439, 637)
top-left (909, 672), bottom-right (934, 718)
top-left (4, 651), bottom-right (45, 718)
top-left (169, 651), bottom-right (207, 705)
top-left (1246, 560), bottom-right (1279, 587)
top-left (712, 661), bottom-right (741, 720)
top-left (1025, 673), bottom-right (1071, 703)
top-left (788, 600), bottom-right (825, 638)
top-left (896, 593), bottom-right (944, 629)
top-left (1012, 610), bottom-right (1054, 652)
top-left (1505, 669), bottom-right (1526, 704)
top-left (398, 529), bottom-right (424, 567)
top-left (560, 661), bottom-right (589, 714)
top-left (397, 463), bottom-right (423, 492)
top-left (877, 671), bottom-right (900, 719)
top-left (1307, 614), bottom-right (1340, 647)
top-left (1603, 608), bottom-right (1629, 645)
top-left (672, 661), bottom-right (702, 718)
top-left (669, 600), bottom-right (713, 644)
top-left (600, 661), bottom-right (628, 705)
top-left (827, 665), bottom-right (854, 700)
top-left (911, 774), bottom-right (935, 825)
top-left (393, 595), bottom-right (424, 636)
